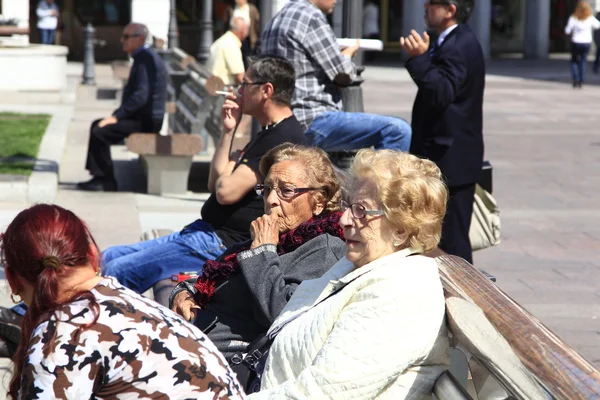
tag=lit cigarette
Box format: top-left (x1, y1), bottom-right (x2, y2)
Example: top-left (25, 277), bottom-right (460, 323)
top-left (215, 90), bottom-right (236, 96)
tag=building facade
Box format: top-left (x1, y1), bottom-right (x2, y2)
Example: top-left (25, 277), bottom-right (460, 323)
top-left (3, 0), bottom-right (600, 60)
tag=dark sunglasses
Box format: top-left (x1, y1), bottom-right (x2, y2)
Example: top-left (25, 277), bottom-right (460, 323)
top-left (426, 0), bottom-right (452, 5)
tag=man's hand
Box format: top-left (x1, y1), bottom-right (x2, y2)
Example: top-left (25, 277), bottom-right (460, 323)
top-left (51, 10), bottom-right (58, 17)
top-left (250, 212), bottom-right (280, 249)
top-left (341, 39), bottom-right (361, 58)
top-left (98, 116), bottom-right (118, 128)
top-left (221, 92), bottom-right (242, 132)
top-left (171, 291), bottom-right (201, 322)
top-left (400, 30), bottom-right (430, 58)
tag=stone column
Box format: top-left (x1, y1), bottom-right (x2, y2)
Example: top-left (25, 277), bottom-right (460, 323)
top-left (468, 0), bottom-right (491, 59)
top-left (342, 0), bottom-right (363, 66)
top-left (260, 0), bottom-right (273, 32)
top-left (524, 0), bottom-right (550, 59)
top-left (131, 0), bottom-right (169, 45)
top-left (402, 0), bottom-right (426, 38)
top-left (332, 0), bottom-right (343, 37)
top-left (2, 0), bottom-right (29, 45)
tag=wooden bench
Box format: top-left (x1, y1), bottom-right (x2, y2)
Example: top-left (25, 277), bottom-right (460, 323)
top-left (437, 255), bottom-right (600, 399)
top-left (125, 48), bottom-right (224, 195)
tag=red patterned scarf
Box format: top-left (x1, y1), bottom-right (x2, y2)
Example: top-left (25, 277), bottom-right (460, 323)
top-left (194, 211), bottom-right (344, 308)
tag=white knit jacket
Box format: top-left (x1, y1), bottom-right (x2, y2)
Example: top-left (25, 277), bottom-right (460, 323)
top-left (249, 248), bottom-right (450, 399)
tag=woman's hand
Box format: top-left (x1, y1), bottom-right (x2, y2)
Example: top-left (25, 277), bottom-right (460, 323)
top-left (221, 93), bottom-right (242, 132)
top-left (171, 291), bottom-right (201, 322)
top-left (250, 212), bottom-right (280, 249)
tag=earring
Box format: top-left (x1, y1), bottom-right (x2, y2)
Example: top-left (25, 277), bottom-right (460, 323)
top-left (393, 240), bottom-right (401, 247)
top-left (10, 293), bottom-right (22, 304)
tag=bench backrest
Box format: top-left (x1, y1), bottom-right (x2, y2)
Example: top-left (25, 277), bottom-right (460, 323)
top-left (437, 255), bottom-right (600, 400)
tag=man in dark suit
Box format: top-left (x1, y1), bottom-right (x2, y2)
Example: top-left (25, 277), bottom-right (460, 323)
top-left (77, 23), bottom-right (167, 192)
top-left (400, 0), bottom-right (484, 263)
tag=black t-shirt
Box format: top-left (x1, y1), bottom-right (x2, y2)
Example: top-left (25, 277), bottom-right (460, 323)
top-left (201, 115), bottom-right (307, 247)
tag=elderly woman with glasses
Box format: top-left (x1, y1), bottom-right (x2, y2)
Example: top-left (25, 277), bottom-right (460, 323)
top-left (169, 143), bottom-right (346, 370)
top-left (248, 149), bottom-right (450, 399)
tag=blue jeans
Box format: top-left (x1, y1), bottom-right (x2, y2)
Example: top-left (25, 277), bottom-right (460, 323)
top-left (305, 111), bottom-right (412, 152)
top-left (101, 220), bottom-right (226, 294)
top-left (39, 29), bottom-right (55, 45)
top-left (570, 42), bottom-right (591, 84)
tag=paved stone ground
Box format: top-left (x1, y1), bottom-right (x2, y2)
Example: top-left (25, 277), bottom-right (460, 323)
top-left (0, 56), bottom-right (598, 393)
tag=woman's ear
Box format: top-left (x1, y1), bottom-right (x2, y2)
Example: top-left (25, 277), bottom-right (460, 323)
top-left (393, 230), bottom-right (410, 248)
top-left (4, 267), bottom-right (19, 294)
top-left (312, 196), bottom-right (327, 216)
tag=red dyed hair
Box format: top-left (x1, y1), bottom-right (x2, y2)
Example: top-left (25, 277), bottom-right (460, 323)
top-left (0, 204), bottom-right (100, 399)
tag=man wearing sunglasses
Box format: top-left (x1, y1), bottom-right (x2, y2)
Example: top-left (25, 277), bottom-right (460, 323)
top-left (400, 0), bottom-right (484, 264)
top-left (77, 23), bottom-right (167, 192)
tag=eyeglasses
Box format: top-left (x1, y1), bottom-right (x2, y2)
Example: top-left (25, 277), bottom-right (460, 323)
top-left (255, 184), bottom-right (318, 200)
top-left (340, 199), bottom-right (384, 219)
top-left (240, 81), bottom-right (268, 88)
top-left (121, 33), bottom-right (140, 40)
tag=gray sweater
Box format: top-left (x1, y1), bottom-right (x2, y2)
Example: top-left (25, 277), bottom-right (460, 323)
top-left (170, 234), bottom-right (346, 360)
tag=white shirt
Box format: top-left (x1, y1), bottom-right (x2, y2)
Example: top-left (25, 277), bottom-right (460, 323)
top-left (565, 15), bottom-right (600, 43)
top-left (437, 24), bottom-right (458, 47)
top-left (363, 2), bottom-right (380, 37)
top-left (36, 0), bottom-right (59, 30)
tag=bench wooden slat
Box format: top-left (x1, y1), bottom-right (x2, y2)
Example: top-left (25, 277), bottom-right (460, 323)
top-left (437, 255), bottom-right (600, 400)
top-left (126, 133), bottom-right (203, 156)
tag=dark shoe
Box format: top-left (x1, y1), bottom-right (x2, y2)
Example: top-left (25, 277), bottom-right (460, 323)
top-left (76, 177), bottom-right (117, 192)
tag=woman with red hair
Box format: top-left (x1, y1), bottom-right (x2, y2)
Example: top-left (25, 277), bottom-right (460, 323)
top-left (1, 204), bottom-right (244, 399)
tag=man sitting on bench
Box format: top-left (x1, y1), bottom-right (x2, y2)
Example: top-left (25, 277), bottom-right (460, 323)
top-left (261, 0), bottom-right (412, 152)
top-left (101, 55), bottom-right (307, 295)
top-left (77, 23), bottom-right (167, 192)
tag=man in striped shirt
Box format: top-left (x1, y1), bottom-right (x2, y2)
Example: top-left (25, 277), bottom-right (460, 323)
top-left (261, 0), bottom-right (412, 152)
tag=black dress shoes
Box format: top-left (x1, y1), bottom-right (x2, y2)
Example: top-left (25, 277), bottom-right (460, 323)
top-left (76, 177), bottom-right (118, 192)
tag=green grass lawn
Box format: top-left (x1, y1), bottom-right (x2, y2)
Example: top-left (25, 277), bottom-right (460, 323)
top-left (0, 112), bottom-right (51, 175)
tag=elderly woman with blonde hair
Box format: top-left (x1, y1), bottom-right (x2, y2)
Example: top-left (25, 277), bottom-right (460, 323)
top-left (249, 149), bottom-right (450, 399)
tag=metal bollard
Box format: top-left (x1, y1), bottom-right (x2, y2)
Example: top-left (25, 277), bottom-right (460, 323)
top-left (82, 23), bottom-right (106, 85)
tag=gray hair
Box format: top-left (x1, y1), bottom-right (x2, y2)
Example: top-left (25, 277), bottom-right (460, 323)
top-left (127, 23), bottom-right (150, 41)
top-left (229, 16), bottom-right (247, 32)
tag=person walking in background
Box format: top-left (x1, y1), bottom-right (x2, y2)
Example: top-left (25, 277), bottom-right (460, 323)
top-left (401, 0), bottom-right (485, 264)
top-left (224, 0), bottom-right (261, 67)
top-left (564, 1), bottom-right (600, 87)
top-left (36, 0), bottom-right (59, 45)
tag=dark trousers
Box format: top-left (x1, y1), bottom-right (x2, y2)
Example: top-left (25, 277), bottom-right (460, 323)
top-left (570, 42), bottom-right (591, 84)
top-left (439, 183), bottom-right (476, 264)
top-left (39, 29), bottom-right (55, 45)
top-left (594, 44), bottom-right (600, 72)
top-left (85, 118), bottom-right (162, 179)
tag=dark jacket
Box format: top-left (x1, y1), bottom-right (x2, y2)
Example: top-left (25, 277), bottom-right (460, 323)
top-left (113, 46), bottom-right (167, 129)
top-left (171, 234), bottom-right (346, 360)
top-left (406, 24), bottom-right (485, 187)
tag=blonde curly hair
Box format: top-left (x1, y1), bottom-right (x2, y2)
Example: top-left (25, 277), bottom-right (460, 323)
top-left (350, 149), bottom-right (448, 252)
top-left (259, 143), bottom-right (341, 212)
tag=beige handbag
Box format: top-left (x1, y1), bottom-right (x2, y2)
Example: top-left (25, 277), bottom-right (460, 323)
top-left (470, 184), bottom-right (501, 251)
